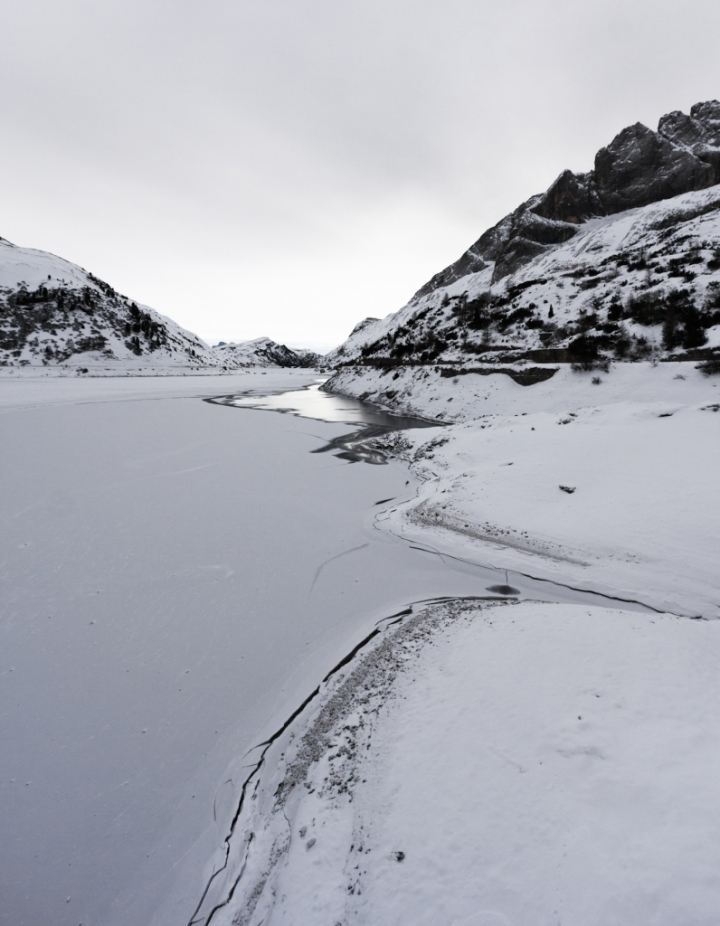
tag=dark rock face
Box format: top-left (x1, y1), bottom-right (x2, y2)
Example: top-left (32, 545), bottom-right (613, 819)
top-left (659, 101), bottom-right (720, 179)
top-left (596, 122), bottom-right (715, 213)
top-left (414, 100), bottom-right (720, 294)
top-left (533, 170), bottom-right (602, 224)
top-left (257, 341), bottom-right (320, 368)
top-left (691, 100), bottom-right (720, 144)
top-left (659, 110), bottom-right (709, 148)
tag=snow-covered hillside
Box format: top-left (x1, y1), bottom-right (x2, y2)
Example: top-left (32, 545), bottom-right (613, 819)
top-left (0, 237), bottom-right (321, 374)
top-left (213, 337), bottom-right (321, 369)
top-left (327, 102), bottom-right (720, 372)
top-left (0, 237), bottom-right (221, 373)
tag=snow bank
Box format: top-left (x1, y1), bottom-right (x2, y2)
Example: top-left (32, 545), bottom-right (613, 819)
top-left (328, 362), bottom-right (720, 617)
top-left (218, 599), bottom-right (720, 925)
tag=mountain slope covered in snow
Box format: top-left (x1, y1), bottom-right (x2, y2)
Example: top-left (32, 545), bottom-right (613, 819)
top-left (327, 101), bottom-right (720, 374)
top-left (0, 238), bottom-right (321, 374)
top-left (213, 337), bottom-right (321, 369)
top-left (0, 237), bottom-right (220, 372)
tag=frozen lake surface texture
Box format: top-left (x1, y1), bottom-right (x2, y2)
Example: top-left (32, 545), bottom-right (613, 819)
top-left (1, 373), bottom-right (653, 926)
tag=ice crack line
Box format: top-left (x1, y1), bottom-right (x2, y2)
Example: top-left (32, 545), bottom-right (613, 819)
top-left (308, 543), bottom-right (370, 597)
top-left (186, 602), bottom-right (426, 926)
top-left (407, 541), bottom-right (687, 617)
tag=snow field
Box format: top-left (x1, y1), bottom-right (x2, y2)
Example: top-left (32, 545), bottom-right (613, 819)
top-left (347, 602), bottom-right (720, 926)
top-left (223, 600), bottom-right (720, 926)
top-left (332, 362), bottom-right (720, 617)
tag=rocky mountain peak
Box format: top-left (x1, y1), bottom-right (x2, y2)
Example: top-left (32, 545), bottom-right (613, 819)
top-left (331, 102), bottom-right (720, 376)
top-left (594, 121), bottom-right (714, 212)
top-left (416, 101), bottom-right (720, 294)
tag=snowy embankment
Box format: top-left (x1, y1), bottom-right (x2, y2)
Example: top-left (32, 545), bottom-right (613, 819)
top-left (206, 359), bottom-right (720, 925)
top-left (328, 361), bottom-right (719, 618)
top-left (210, 599), bottom-right (720, 926)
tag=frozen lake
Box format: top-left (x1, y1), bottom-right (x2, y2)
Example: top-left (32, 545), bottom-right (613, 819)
top-left (0, 372), bottom-right (651, 926)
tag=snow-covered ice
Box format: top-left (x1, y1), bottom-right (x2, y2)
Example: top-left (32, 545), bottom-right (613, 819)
top-left (0, 372), bottom-right (502, 926)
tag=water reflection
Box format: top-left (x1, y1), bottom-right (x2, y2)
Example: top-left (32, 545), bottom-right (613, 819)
top-left (206, 383), bottom-right (439, 463)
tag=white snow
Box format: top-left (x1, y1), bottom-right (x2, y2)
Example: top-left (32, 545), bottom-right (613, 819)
top-left (358, 604), bottom-right (720, 926)
top-left (214, 599), bottom-right (720, 926)
top-left (211, 357), bottom-right (720, 924)
top-left (327, 361), bottom-right (720, 618)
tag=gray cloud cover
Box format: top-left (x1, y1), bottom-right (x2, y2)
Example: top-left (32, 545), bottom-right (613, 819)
top-left (1, 0), bottom-right (718, 348)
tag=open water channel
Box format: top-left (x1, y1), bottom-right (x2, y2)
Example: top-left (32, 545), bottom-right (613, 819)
top-left (0, 373), bottom-right (652, 926)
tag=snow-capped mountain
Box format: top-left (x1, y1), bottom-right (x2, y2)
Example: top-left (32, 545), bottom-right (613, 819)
top-left (0, 237), bottom-right (321, 373)
top-left (213, 337), bottom-right (321, 369)
top-left (329, 101), bottom-right (720, 371)
top-left (0, 237), bottom-right (221, 372)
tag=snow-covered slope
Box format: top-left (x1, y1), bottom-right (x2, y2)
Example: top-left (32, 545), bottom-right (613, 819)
top-left (373, 363), bottom-right (719, 618)
top-left (328, 102), bottom-right (720, 373)
top-left (0, 237), bottom-right (222, 373)
top-left (0, 238), bottom-right (322, 374)
top-left (222, 599), bottom-right (720, 926)
top-left (213, 337), bottom-right (321, 369)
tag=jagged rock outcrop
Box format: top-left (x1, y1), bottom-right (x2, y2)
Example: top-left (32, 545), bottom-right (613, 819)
top-left (416, 101), bottom-right (720, 293)
top-left (658, 101), bottom-right (720, 177)
top-left (594, 122), bottom-right (714, 213)
top-left (327, 103), bottom-right (720, 378)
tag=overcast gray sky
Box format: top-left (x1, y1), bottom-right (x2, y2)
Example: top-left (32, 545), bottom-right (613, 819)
top-left (2, 0), bottom-right (719, 350)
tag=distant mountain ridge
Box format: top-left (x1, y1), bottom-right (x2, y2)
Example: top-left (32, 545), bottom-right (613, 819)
top-left (213, 337), bottom-right (320, 369)
top-left (327, 101), bottom-right (720, 375)
top-left (0, 237), bottom-right (319, 373)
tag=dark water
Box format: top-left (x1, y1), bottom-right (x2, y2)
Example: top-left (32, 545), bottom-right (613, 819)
top-left (206, 382), bottom-right (439, 463)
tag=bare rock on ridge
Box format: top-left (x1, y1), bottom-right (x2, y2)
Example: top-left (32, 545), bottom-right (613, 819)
top-left (594, 122), bottom-right (715, 213)
top-left (415, 100), bottom-right (720, 294)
